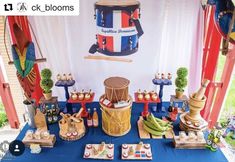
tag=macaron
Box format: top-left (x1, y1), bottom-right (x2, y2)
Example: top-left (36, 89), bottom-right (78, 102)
top-left (107, 153), bottom-right (113, 159)
top-left (66, 132), bottom-right (72, 137)
top-left (86, 144), bottom-right (92, 149)
top-left (72, 132), bottom-right (78, 136)
top-left (146, 152), bottom-right (152, 158)
top-left (144, 144), bottom-right (150, 149)
top-left (108, 144), bottom-right (113, 149)
top-left (194, 122), bottom-right (200, 127)
top-left (122, 144), bottom-right (128, 149)
top-left (84, 152), bottom-right (90, 158)
top-left (122, 152), bottom-right (128, 158)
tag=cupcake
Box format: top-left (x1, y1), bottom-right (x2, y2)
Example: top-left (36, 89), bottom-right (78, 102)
top-left (138, 93), bottom-right (143, 100)
top-left (188, 131), bottom-right (196, 139)
top-left (151, 94), bottom-right (158, 101)
top-left (161, 73), bottom-right (165, 79)
top-left (57, 74), bottom-right (61, 81)
top-left (179, 131), bottom-right (186, 140)
top-left (150, 90), bottom-right (155, 95)
top-left (145, 94), bottom-right (150, 100)
top-left (61, 74), bottom-right (67, 81)
top-left (78, 93), bottom-right (84, 100)
top-left (42, 131), bottom-right (50, 140)
top-left (85, 93), bottom-right (91, 100)
top-left (26, 130), bottom-right (34, 139)
top-left (137, 89), bottom-right (142, 94)
top-left (67, 73), bottom-right (73, 80)
top-left (155, 73), bottom-right (160, 79)
top-left (167, 73), bottom-right (172, 80)
top-left (34, 132), bottom-right (41, 140)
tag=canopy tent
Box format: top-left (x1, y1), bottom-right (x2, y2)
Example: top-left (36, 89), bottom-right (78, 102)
top-left (0, 0), bottom-right (234, 129)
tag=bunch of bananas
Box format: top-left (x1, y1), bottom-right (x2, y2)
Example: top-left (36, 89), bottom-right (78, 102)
top-left (143, 113), bottom-right (172, 136)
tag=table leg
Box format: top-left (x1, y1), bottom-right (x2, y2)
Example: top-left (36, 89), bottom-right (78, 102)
top-left (64, 86), bottom-right (72, 113)
top-left (157, 85), bottom-right (164, 112)
top-left (141, 102), bottom-right (149, 117)
top-left (81, 102), bottom-right (88, 117)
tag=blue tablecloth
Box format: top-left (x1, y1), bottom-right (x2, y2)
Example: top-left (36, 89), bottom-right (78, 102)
top-left (2, 102), bottom-right (228, 162)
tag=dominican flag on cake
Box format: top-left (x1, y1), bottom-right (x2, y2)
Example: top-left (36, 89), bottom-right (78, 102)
top-left (89, 8), bottom-right (143, 56)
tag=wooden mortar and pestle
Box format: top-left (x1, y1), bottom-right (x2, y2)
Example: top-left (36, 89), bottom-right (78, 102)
top-left (184, 79), bottom-right (210, 123)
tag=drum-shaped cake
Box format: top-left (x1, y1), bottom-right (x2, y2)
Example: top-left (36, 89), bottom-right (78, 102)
top-left (104, 76), bottom-right (129, 103)
top-left (100, 76), bottom-right (132, 136)
top-left (89, 0), bottom-right (143, 56)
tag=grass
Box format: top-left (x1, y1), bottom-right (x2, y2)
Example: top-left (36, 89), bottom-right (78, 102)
top-left (0, 101), bottom-right (8, 127)
top-left (216, 55), bottom-right (235, 117)
top-left (216, 54), bottom-right (235, 148)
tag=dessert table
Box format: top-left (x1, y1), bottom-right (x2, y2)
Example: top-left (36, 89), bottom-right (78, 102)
top-left (2, 102), bottom-right (228, 162)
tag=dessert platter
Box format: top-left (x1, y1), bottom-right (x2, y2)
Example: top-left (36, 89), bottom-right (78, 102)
top-left (121, 142), bottom-right (152, 160)
top-left (83, 142), bottom-right (114, 160)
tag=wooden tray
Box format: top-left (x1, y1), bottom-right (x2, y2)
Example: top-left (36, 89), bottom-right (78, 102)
top-left (179, 113), bottom-right (208, 132)
top-left (137, 116), bottom-right (174, 139)
top-left (173, 135), bottom-right (206, 149)
top-left (83, 144), bottom-right (114, 160)
top-left (121, 143), bottom-right (152, 160)
top-left (22, 135), bottom-right (56, 148)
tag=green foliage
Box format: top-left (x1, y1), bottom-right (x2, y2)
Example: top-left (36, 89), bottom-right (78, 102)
top-left (0, 102), bottom-right (3, 111)
top-left (177, 67), bottom-right (188, 78)
top-left (175, 78), bottom-right (188, 91)
top-left (175, 67), bottom-right (188, 92)
top-left (0, 112), bottom-right (8, 127)
top-left (218, 54), bottom-right (235, 121)
top-left (217, 55), bottom-right (235, 149)
top-left (40, 79), bottom-right (53, 93)
top-left (225, 132), bottom-right (235, 148)
top-left (41, 68), bottom-right (52, 79)
top-left (40, 68), bottom-right (53, 93)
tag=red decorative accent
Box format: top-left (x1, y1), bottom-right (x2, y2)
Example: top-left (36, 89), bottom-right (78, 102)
top-left (7, 16), bottom-right (43, 105)
top-left (67, 94), bottom-right (95, 117)
top-left (201, 6), bottom-right (222, 120)
top-left (8, 16), bottom-right (32, 43)
top-left (97, 35), bottom-right (114, 52)
top-left (201, 6), bottom-right (235, 127)
top-left (0, 55), bottom-right (19, 128)
top-left (122, 11), bottom-right (130, 28)
top-left (208, 48), bottom-right (235, 128)
top-left (31, 64), bottom-right (43, 105)
top-left (134, 93), bottom-right (160, 117)
top-left (133, 9), bottom-right (139, 19)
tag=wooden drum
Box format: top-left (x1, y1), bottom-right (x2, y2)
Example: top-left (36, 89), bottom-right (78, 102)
top-left (104, 77), bottom-right (130, 103)
top-left (100, 97), bottom-right (132, 136)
